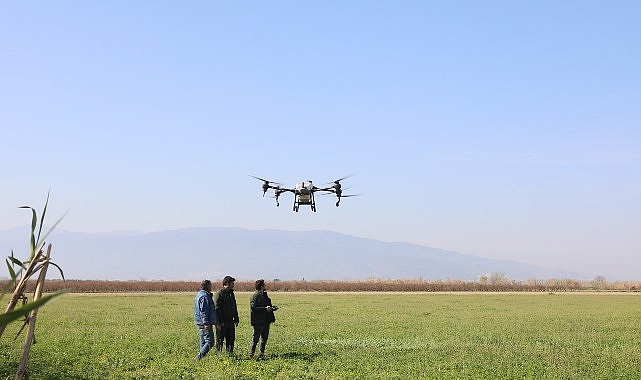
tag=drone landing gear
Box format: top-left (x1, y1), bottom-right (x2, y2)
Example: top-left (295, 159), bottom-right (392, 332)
top-left (292, 201), bottom-right (316, 212)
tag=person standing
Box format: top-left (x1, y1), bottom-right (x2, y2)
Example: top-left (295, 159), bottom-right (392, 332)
top-left (249, 279), bottom-right (278, 359)
top-left (214, 275), bottom-right (239, 353)
top-left (194, 279), bottom-right (218, 360)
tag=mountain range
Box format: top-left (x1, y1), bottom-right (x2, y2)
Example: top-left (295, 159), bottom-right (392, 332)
top-left (0, 226), bottom-right (587, 281)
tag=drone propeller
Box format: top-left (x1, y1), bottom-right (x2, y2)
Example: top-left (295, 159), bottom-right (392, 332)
top-left (320, 192), bottom-right (360, 198)
top-left (319, 189), bottom-right (360, 206)
top-left (319, 189), bottom-right (355, 196)
top-left (320, 175), bottom-right (353, 196)
top-left (249, 175), bottom-right (280, 185)
top-left (334, 193), bottom-right (361, 207)
top-left (250, 175), bottom-right (281, 196)
top-left (333, 175), bottom-right (352, 183)
top-left (266, 195), bottom-right (281, 207)
top-left (321, 175), bottom-right (352, 187)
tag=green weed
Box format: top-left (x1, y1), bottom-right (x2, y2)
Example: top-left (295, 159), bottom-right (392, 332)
top-left (0, 293), bottom-right (639, 379)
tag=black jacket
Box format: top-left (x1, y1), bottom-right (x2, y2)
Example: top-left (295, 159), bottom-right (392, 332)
top-left (250, 290), bottom-right (276, 326)
top-left (214, 287), bottom-right (239, 324)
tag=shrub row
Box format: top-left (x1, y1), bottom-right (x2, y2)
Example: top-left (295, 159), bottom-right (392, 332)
top-left (2, 278), bottom-right (639, 293)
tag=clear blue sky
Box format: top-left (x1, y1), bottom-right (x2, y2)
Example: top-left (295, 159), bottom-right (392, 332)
top-left (2, 2), bottom-right (639, 280)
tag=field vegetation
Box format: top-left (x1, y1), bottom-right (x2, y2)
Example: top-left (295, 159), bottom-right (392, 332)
top-left (1, 292), bottom-right (640, 379)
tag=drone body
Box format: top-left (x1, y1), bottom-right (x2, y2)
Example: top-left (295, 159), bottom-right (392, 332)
top-left (251, 176), bottom-right (355, 212)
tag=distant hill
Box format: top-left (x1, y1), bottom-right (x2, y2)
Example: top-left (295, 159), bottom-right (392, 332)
top-left (0, 226), bottom-right (587, 281)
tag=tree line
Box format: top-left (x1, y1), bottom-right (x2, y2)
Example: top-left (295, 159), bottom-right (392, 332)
top-left (2, 276), bottom-right (639, 293)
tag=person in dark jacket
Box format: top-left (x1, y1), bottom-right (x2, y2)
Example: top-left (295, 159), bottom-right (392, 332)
top-left (214, 275), bottom-right (239, 353)
top-left (249, 279), bottom-right (278, 359)
top-left (194, 279), bottom-right (218, 360)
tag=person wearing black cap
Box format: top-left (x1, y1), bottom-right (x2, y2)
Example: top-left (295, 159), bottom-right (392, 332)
top-left (214, 275), bottom-right (239, 353)
top-left (193, 279), bottom-right (218, 360)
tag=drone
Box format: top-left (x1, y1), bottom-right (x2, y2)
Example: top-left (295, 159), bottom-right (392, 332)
top-left (251, 175), bottom-right (357, 212)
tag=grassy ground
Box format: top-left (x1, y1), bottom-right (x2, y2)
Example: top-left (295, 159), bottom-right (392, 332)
top-left (1, 292), bottom-right (640, 379)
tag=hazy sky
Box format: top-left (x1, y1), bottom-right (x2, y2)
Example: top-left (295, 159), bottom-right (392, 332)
top-left (2, 2), bottom-right (639, 280)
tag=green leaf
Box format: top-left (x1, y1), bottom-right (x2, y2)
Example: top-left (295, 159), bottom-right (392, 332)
top-left (49, 261), bottom-right (66, 281)
top-left (35, 211), bottom-right (68, 254)
top-left (18, 206), bottom-right (38, 259)
top-left (37, 190), bottom-right (51, 245)
top-left (8, 254), bottom-right (25, 269)
top-left (0, 292), bottom-right (65, 327)
top-left (5, 258), bottom-right (16, 281)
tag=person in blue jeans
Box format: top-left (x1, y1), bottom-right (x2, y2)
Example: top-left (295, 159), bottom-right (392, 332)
top-left (194, 279), bottom-right (218, 360)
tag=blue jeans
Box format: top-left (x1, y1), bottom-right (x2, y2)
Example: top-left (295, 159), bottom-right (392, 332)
top-left (197, 325), bottom-right (215, 358)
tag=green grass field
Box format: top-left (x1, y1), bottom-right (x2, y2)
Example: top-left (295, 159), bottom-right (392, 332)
top-left (1, 292), bottom-right (640, 379)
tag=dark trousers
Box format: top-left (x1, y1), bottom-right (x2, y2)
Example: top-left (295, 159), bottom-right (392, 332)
top-left (216, 323), bottom-right (236, 352)
top-left (249, 324), bottom-right (271, 355)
